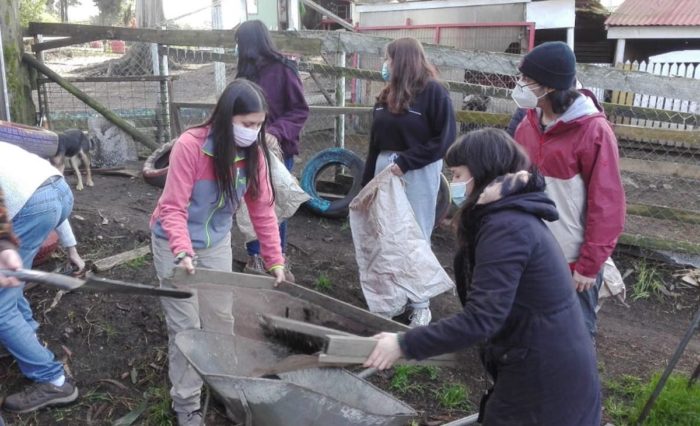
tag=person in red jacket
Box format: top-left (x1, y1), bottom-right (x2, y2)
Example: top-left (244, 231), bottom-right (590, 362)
top-left (511, 41), bottom-right (626, 338)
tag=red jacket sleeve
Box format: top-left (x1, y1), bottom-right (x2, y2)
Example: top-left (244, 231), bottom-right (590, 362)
top-left (576, 120), bottom-right (626, 277)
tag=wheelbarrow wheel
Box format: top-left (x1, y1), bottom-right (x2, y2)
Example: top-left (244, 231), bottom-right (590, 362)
top-left (300, 148), bottom-right (364, 219)
top-left (142, 140), bottom-right (175, 188)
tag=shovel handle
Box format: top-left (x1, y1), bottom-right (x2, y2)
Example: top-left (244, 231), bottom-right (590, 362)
top-left (0, 269), bottom-right (83, 291)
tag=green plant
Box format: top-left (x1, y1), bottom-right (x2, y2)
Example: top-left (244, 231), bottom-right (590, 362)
top-left (424, 365), bottom-right (440, 380)
top-left (631, 260), bottom-right (665, 300)
top-left (437, 383), bottom-right (470, 410)
top-left (604, 372), bottom-right (700, 426)
top-left (315, 273), bottom-right (332, 292)
top-left (390, 365), bottom-right (440, 393)
top-left (390, 365), bottom-right (423, 393)
top-left (126, 255), bottom-right (148, 269)
top-left (145, 386), bottom-right (174, 425)
top-left (20, 0), bottom-right (58, 27)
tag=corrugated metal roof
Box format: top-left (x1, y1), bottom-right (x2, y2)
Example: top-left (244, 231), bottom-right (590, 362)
top-left (605, 0), bottom-right (700, 26)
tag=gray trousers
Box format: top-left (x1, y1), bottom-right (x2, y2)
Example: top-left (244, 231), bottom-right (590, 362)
top-left (152, 233), bottom-right (234, 414)
top-left (375, 151), bottom-right (442, 308)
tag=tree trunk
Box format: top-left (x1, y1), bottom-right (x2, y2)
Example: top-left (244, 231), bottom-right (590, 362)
top-left (0, 0), bottom-right (37, 124)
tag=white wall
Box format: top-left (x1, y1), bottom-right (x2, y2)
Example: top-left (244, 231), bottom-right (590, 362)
top-left (525, 0), bottom-right (575, 30)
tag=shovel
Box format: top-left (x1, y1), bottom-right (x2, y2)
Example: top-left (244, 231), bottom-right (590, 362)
top-left (0, 269), bottom-right (192, 299)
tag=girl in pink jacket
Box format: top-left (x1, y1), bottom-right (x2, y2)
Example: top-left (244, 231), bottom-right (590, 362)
top-left (150, 79), bottom-right (285, 426)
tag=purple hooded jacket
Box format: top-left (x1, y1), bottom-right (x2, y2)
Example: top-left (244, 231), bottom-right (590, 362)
top-left (255, 60), bottom-right (309, 157)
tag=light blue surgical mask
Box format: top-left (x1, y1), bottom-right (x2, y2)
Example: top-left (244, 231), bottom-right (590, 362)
top-left (450, 178), bottom-right (473, 206)
top-left (381, 62), bottom-right (391, 81)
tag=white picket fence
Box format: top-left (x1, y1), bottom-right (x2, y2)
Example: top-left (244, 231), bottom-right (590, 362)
top-left (613, 60), bottom-right (700, 130)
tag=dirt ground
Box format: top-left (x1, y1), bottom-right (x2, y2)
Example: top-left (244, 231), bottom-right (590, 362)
top-left (1, 172), bottom-right (699, 426)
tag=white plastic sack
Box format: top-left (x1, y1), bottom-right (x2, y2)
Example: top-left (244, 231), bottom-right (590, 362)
top-left (236, 154), bottom-right (310, 242)
top-left (600, 257), bottom-right (626, 301)
top-left (349, 167), bottom-right (455, 317)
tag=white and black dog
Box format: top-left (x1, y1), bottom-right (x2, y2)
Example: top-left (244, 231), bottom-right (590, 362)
top-left (50, 129), bottom-right (94, 191)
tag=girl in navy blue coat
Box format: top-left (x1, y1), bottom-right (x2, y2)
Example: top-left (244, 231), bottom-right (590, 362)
top-left (364, 128), bottom-right (601, 425)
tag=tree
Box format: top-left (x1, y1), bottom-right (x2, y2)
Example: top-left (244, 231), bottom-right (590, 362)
top-left (93, 0), bottom-right (127, 25)
top-left (1, 0), bottom-right (36, 123)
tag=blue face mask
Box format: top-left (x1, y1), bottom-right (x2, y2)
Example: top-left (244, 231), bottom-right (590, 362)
top-left (381, 62), bottom-right (391, 82)
top-left (450, 178), bottom-right (473, 207)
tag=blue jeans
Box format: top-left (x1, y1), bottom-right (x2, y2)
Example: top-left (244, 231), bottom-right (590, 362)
top-left (0, 177), bottom-right (72, 383)
top-left (577, 271), bottom-right (604, 338)
top-left (246, 155), bottom-right (294, 257)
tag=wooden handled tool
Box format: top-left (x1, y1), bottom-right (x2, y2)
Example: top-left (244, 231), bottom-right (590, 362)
top-left (0, 269), bottom-right (192, 299)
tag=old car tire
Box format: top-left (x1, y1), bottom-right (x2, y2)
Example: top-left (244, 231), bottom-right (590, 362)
top-left (300, 148), bottom-right (364, 219)
top-left (0, 120), bottom-right (59, 159)
top-left (142, 140), bottom-right (175, 188)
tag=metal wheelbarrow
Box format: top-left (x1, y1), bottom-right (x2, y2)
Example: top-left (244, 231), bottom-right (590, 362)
top-left (174, 329), bottom-right (417, 426)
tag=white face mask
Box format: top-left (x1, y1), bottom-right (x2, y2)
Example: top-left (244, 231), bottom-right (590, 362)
top-left (511, 81), bottom-right (548, 109)
top-left (233, 124), bottom-right (259, 148)
top-left (450, 177), bottom-right (473, 207)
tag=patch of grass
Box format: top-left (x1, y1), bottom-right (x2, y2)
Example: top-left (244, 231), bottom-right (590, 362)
top-left (126, 255), bottom-right (148, 269)
top-left (390, 365), bottom-right (439, 393)
top-left (314, 273), bottom-right (333, 292)
top-left (604, 372), bottom-right (700, 425)
top-left (340, 219), bottom-right (350, 231)
top-left (145, 386), bottom-right (174, 425)
top-left (436, 383), bottom-right (470, 410)
top-left (631, 260), bottom-right (665, 301)
top-left (96, 321), bottom-right (120, 339)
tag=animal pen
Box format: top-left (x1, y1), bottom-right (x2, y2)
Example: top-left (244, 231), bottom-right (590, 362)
top-left (10, 21), bottom-right (700, 425)
top-left (23, 22), bottom-right (700, 261)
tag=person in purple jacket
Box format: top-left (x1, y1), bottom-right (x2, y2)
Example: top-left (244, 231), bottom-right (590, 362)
top-left (235, 20), bottom-right (309, 277)
top-left (364, 129), bottom-right (601, 426)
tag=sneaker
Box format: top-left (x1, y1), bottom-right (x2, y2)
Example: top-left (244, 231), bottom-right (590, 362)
top-left (409, 307), bottom-right (432, 328)
top-left (2, 378), bottom-right (78, 413)
top-left (176, 409), bottom-right (204, 426)
top-left (244, 255), bottom-right (265, 275)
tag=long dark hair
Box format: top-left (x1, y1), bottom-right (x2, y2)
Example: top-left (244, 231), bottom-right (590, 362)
top-left (445, 128), bottom-right (531, 304)
top-left (193, 79), bottom-right (274, 202)
top-left (377, 37), bottom-right (438, 114)
top-left (235, 19), bottom-right (297, 81)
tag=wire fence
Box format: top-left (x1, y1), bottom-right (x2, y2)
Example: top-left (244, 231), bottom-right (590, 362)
top-left (30, 26), bottom-right (700, 255)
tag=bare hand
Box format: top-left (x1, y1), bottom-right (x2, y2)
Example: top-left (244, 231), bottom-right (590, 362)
top-left (0, 249), bottom-right (23, 287)
top-left (179, 256), bottom-right (196, 275)
top-left (66, 246), bottom-right (85, 273)
top-left (390, 163), bottom-right (404, 177)
top-left (363, 332), bottom-right (403, 370)
top-left (271, 268), bottom-right (286, 287)
top-left (573, 270), bottom-right (596, 292)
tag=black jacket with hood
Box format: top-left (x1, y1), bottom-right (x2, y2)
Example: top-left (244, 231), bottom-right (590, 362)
top-left (401, 174), bottom-right (601, 426)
